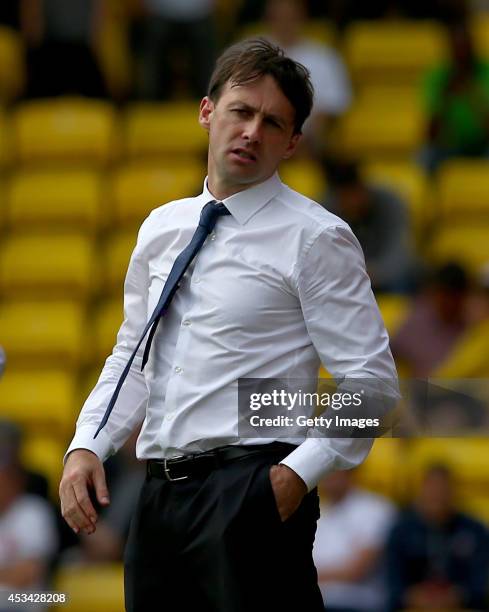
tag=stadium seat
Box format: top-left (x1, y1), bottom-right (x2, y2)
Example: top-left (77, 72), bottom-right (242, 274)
top-left (0, 301), bottom-right (86, 368)
top-left (334, 98), bottom-right (425, 159)
top-left (93, 297), bottom-right (123, 361)
top-left (280, 159), bottom-right (326, 201)
top-left (0, 26), bottom-right (25, 103)
top-left (12, 97), bottom-right (118, 165)
top-left (21, 436), bottom-right (66, 499)
top-left (363, 161), bottom-right (431, 242)
top-left (471, 13), bottom-right (489, 62)
top-left (123, 102), bottom-right (208, 159)
top-left (435, 160), bottom-right (489, 222)
top-left (103, 230), bottom-right (137, 293)
top-left (0, 368), bottom-right (77, 438)
top-left (434, 319), bottom-right (489, 378)
top-left (343, 20), bottom-right (448, 88)
top-left (111, 160), bottom-right (204, 227)
top-left (0, 107), bottom-right (11, 168)
top-left (429, 226), bottom-right (489, 274)
top-left (53, 563), bottom-right (124, 612)
top-left (7, 169), bottom-right (103, 232)
top-left (353, 437), bottom-right (405, 499)
top-left (376, 294), bottom-right (410, 337)
top-left (0, 233), bottom-right (97, 299)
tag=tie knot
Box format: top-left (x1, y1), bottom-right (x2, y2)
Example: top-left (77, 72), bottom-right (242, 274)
top-left (199, 200), bottom-right (230, 232)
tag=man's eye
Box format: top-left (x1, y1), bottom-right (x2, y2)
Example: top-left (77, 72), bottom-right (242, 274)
top-left (232, 109), bottom-right (249, 116)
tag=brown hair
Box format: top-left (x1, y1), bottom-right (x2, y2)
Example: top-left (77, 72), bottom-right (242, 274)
top-left (207, 37), bottom-right (314, 134)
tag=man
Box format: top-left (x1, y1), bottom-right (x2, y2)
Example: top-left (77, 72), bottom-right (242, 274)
top-left (59, 38), bottom-right (398, 611)
top-left (386, 464), bottom-right (489, 611)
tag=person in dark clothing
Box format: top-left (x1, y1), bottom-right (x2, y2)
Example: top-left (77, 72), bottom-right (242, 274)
top-left (321, 158), bottom-right (416, 293)
top-left (386, 464), bottom-right (489, 611)
top-left (21, 0), bottom-right (107, 98)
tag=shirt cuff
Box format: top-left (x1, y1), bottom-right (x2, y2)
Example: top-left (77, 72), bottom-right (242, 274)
top-left (63, 425), bottom-right (115, 465)
top-left (279, 438), bottom-right (336, 492)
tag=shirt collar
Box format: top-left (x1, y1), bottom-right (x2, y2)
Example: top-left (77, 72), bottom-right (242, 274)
top-left (201, 172), bottom-right (283, 226)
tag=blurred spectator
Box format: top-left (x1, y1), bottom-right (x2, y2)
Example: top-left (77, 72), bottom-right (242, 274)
top-left (321, 158), bottom-right (416, 293)
top-left (420, 23), bottom-right (489, 173)
top-left (21, 0), bottom-right (107, 98)
top-left (262, 0), bottom-right (352, 154)
top-left (313, 469), bottom-right (396, 612)
top-left (0, 1), bottom-right (20, 30)
top-left (0, 438), bottom-right (58, 604)
top-left (132, 0), bottom-right (217, 100)
top-left (391, 262), bottom-right (470, 377)
top-left (0, 420), bottom-right (48, 500)
top-left (386, 464), bottom-right (489, 611)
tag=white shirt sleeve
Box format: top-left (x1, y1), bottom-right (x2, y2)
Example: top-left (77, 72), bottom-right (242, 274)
top-left (280, 225), bottom-right (400, 490)
top-left (64, 215), bottom-right (154, 463)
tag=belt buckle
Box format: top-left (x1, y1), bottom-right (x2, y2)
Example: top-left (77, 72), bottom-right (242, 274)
top-left (163, 455), bottom-right (189, 482)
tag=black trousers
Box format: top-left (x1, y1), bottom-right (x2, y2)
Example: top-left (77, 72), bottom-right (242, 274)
top-left (124, 446), bottom-right (324, 611)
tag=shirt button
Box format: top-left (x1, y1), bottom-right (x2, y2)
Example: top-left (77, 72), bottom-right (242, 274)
top-left (194, 277), bottom-right (201, 284)
top-left (182, 320), bottom-right (191, 326)
top-left (174, 366), bottom-right (182, 374)
top-left (210, 233), bottom-right (216, 241)
top-left (166, 413), bottom-right (175, 421)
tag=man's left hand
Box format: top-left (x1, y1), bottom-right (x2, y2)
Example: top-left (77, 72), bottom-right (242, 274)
top-left (269, 464), bottom-right (307, 522)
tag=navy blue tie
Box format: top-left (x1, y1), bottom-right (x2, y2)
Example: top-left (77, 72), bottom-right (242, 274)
top-left (94, 200), bottom-right (230, 438)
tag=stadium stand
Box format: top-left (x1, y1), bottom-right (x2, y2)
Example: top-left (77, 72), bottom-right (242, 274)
top-left (6, 168), bottom-right (104, 232)
top-left (11, 98), bottom-right (118, 166)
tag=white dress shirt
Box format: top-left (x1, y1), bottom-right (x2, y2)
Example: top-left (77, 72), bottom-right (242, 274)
top-left (66, 173), bottom-right (398, 490)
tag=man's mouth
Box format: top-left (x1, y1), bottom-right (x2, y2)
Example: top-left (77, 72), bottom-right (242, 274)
top-left (230, 148), bottom-right (257, 162)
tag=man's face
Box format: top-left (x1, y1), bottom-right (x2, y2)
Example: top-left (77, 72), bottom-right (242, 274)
top-left (199, 75), bottom-right (300, 197)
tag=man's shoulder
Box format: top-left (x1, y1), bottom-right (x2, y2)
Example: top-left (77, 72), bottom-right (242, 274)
top-left (276, 182), bottom-right (352, 235)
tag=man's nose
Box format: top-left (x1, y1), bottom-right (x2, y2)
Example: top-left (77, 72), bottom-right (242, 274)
top-left (243, 118), bottom-right (262, 143)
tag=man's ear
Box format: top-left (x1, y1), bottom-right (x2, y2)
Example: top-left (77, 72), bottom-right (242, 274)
top-left (282, 132), bottom-right (301, 160)
top-left (199, 96), bottom-right (214, 132)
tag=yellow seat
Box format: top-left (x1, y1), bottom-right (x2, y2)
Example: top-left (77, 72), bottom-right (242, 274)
top-left (335, 99), bottom-right (425, 159)
top-left (429, 226), bottom-right (489, 274)
top-left (111, 160), bottom-right (204, 227)
top-left (0, 26), bottom-right (25, 102)
top-left (343, 20), bottom-right (448, 88)
top-left (123, 102), bottom-right (208, 159)
top-left (7, 169), bottom-right (103, 231)
top-left (434, 319), bottom-right (489, 378)
top-left (471, 13), bottom-right (489, 62)
top-left (103, 230), bottom-right (137, 294)
top-left (93, 297), bottom-right (123, 361)
top-left (0, 232), bottom-right (97, 299)
top-left (53, 563), bottom-right (124, 612)
top-left (405, 438), bottom-right (489, 497)
top-left (0, 301), bottom-right (86, 368)
top-left (436, 160), bottom-right (489, 222)
top-left (21, 436), bottom-right (66, 499)
top-left (12, 97), bottom-right (118, 165)
top-left (0, 368), bottom-right (77, 438)
top-left (376, 294), bottom-right (410, 337)
top-left (280, 159), bottom-right (326, 201)
top-left (353, 437), bottom-right (404, 499)
top-left (363, 161), bottom-right (431, 242)
top-left (0, 107), bottom-right (11, 168)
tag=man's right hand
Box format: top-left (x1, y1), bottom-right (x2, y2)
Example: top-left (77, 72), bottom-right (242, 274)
top-left (59, 449), bottom-right (110, 535)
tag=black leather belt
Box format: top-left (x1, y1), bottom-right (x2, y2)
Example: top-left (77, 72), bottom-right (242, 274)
top-left (147, 442), bottom-right (295, 482)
